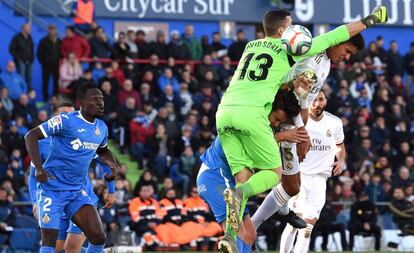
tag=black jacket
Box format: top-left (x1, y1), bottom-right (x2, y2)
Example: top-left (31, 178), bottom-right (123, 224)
top-left (228, 40), bottom-right (247, 61)
top-left (37, 36), bottom-right (61, 65)
top-left (151, 41), bottom-right (169, 60)
top-left (9, 33), bottom-right (34, 63)
top-left (350, 200), bottom-right (378, 227)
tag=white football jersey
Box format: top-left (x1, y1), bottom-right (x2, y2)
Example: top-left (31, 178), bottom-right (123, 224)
top-left (284, 52), bottom-right (331, 107)
top-left (300, 111), bottom-right (344, 177)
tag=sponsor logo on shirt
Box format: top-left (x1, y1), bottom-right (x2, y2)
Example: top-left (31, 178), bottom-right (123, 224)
top-left (78, 128), bottom-right (86, 133)
top-left (70, 138), bottom-right (100, 151)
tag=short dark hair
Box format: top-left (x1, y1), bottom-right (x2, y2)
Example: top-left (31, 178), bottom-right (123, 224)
top-left (76, 82), bottom-right (98, 101)
top-left (272, 89), bottom-right (300, 118)
top-left (348, 34), bottom-right (365, 51)
top-left (263, 10), bottom-right (291, 36)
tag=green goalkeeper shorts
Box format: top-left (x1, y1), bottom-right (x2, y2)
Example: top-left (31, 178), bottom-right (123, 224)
top-left (216, 105), bottom-right (282, 175)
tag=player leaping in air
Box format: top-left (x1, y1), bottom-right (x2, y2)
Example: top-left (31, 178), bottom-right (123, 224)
top-left (216, 6), bottom-right (388, 253)
top-left (25, 83), bottom-right (119, 253)
top-left (251, 34), bottom-right (365, 233)
top-left (197, 89), bottom-right (302, 253)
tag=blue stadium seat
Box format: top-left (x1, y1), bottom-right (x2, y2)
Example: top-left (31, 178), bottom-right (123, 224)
top-left (14, 214), bottom-right (37, 229)
top-left (9, 228), bottom-right (40, 251)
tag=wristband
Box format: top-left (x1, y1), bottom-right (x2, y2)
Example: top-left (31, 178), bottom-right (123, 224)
top-left (299, 88), bottom-right (309, 109)
top-left (361, 15), bottom-right (376, 28)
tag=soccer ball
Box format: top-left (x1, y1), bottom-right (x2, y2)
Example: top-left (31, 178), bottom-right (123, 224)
top-left (281, 25), bottom-right (313, 56)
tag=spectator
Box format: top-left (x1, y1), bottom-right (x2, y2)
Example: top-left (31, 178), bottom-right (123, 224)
top-left (142, 101), bottom-right (158, 124)
top-left (158, 68), bottom-right (180, 93)
top-left (0, 88), bottom-right (13, 115)
top-left (61, 26), bottom-right (91, 59)
top-left (179, 82), bottom-right (193, 117)
top-left (11, 94), bottom-right (37, 127)
top-left (113, 31), bottom-right (131, 60)
top-left (148, 123), bottom-right (171, 179)
top-left (196, 54), bottom-right (219, 83)
top-left (140, 83), bottom-right (154, 104)
top-left (71, 0), bottom-right (95, 34)
top-left (389, 187), bottom-right (414, 235)
top-left (201, 35), bottom-right (214, 56)
top-left (116, 97), bottom-right (137, 153)
top-left (0, 61), bottom-right (27, 101)
top-left (99, 67), bottom-right (119, 95)
top-left (151, 31), bottom-right (169, 60)
top-left (143, 54), bottom-right (163, 81)
top-left (217, 56), bottom-right (235, 85)
top-left (135, 30), bottom-right (152, 60)
top-left (228, 30), bottom-right (248, 61)
top-left (391, 74), bottom-right (406, 99)
top-left (211, 32), bottom-right (226, 53)
top-left (157, 85), bottom-right (182, 116)
top-left (58, 53), bottom-right (83, 91)
top-left (37, 24), bottom-right (61, 100)
top-left (9, 23), bottom-right (34, 89)
top-left (371, 117), bottom-right (389, 149)
top-left (364, 174), bottom-right (385, 202)
top-left (130, 113), bottom-right (155, 169)
top-left (349, 192), bottom-right (381, 251)
top-left (89, 26), bottom-right (113, 59)
top-left (182, 24), bottom-right (202, 60)
top-left (92, 62), bottom-right (105, 83)
top-left (375, 36), bottom-right (388, 63)
top-left (128, 185), bottom-right (162, 251)
top-left (180, 146), bottom-right (196, 179)
top-left (392, 166), bottom-right (412, 189)
top-left (387, 40), bottom-right (404, 77)
top-left (180, 70), bottom-right (198, 93)
top-left (403, 42), bottom-right (414, 94)
top-left (100, 80), bottom-right (118, 127)
top-left (3, 119), bottom-right (25, 155)
top-left (159, 177), bottom-right (174, 199)
top-left (118, 79), bottom-right (141, 110)
top-left (134, 170), bottom-right (159, 198)
top-left (126, 30), bottom-right (138, 58)
top-left (349, 73), bottom-right (372, 99)
top-left (169, 30), bottom-right (191, 60)
top-left (159, 188), bottom-right (186, 224)
top-left (0, 187), bottom-right (16, 240)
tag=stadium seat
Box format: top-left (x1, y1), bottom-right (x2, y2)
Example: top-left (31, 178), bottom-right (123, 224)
top-left (9, 228), bottom-right (40, 251)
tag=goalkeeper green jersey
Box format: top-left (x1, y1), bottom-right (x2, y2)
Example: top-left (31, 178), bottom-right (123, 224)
top-left (219, 25), bottom-right (350, 113)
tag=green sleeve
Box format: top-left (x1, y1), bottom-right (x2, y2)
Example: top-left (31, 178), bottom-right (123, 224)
top-left (293, 25), bottom-right (350, 61)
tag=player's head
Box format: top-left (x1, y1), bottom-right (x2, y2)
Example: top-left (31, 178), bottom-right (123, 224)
top-left (263, 10), bottom-right (292, 38)
top-left (309, 90), bottom-right (327, 118)
top-left (53, 102), bottom-right (74, 116)
top-left (326, 33), bottom-right (365, 63)
top-left (269, 89), bottom-right (301, 127)
top-left (76, 83), bottom-right (104, 118)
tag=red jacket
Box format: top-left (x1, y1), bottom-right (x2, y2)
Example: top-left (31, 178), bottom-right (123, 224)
top-left (61, 35), bottom-right (91, 59)
top-left (118, 89), bottom-right (141, 109)
top-left (129, 120), bottom-right (154, 145)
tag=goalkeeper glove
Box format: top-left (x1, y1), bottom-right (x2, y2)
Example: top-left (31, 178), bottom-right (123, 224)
top-left (361, 5), bottom-right (388, 28)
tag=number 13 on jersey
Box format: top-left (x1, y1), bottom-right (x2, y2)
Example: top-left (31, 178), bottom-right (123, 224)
top-left (238, 53), bottom-right (273, 81)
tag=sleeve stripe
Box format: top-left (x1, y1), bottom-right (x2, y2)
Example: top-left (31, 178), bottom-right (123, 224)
top-left (39, 125), bottom-right (48, 138)
top-left (99, 143), bottom-right (108, 148)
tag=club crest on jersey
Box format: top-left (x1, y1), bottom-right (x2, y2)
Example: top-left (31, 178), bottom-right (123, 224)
top-left (95, 127), bottom-right (100, 136)
top-left (326, 129), bottom-right (332, 137)
top-left (42, 213), bottom-right (51, 224)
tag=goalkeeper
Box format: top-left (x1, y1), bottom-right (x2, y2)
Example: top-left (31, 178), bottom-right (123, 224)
top-left (216, 6), bottom-right (388, 253)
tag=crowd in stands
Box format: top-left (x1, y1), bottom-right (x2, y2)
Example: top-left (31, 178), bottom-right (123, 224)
top-left (1, 16), bottom-right (414, 250)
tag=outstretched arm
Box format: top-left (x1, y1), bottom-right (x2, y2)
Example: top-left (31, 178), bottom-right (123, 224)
top-left (295, 6), bottom-right (388, 59)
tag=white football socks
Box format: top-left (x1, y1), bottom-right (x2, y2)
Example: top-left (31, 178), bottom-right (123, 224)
top-left (251, 183), bottom-right (291, 229)
top-left (293, 223), bottom-right (313, 253)
top-left (280, 223), bottom-right (298, 253)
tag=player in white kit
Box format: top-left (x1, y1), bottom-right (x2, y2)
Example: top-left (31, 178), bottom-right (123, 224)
top-left (280, 90), bottom-right (346, 253)
top-left (251, 34), bottom-right (365, 233)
